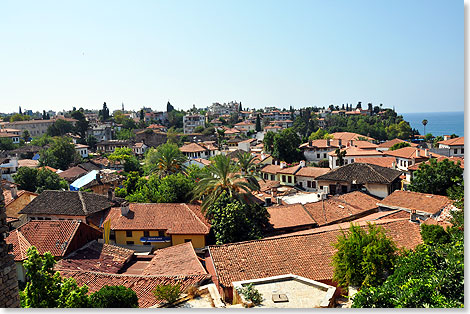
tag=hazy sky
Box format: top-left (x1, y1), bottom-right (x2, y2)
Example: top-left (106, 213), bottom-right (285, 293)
top-left (0, 0), bottom-right (463, 114)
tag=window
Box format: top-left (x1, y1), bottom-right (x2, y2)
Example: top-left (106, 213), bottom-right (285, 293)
top-left (317, 153), bottom-right (320, 159)
top-left (307, 181), bottom-right (311, 188)
top-left (288, 176), bottom-right (292, 183)
top-left (271, 175), bottom-right (275, 180)
top-left (144, 231), bottom-right (150, 237)
top-left (312, 181), bottom-right (317, 189)
top-left (126, 241), bottom-right (134, 245)
top-left (454, 149), bottom-right (458, 154)
top-left (126, 230), bottom-right (132, 237)
top-left (462, 148), bottom-right (464, 154)
top-left (335, 160), bottom-right (339, 166)
top-left (282, 175), bottom-right (286, 182)
top-left (323, 153), bottom-right (327, 158)
top-left (298, 182), bottom-right (302, 187)
top-left (184, 239), bottom-right (192, 243)
top-left (158, 230), bottom-right (165, 237)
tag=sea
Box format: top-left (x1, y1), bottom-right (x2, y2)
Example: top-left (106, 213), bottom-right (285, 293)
top-left (400, 111), bottom-right (464, 137)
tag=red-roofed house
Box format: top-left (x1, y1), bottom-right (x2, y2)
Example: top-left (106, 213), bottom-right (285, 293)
top-left (328, 147), bottom-right (383, 169)
top-left (103, 203), bottom-right (210, 250)
top-left (437, 136), bottom-right (464, 157)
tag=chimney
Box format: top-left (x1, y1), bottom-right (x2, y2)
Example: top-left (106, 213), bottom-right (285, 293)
top-left (391, 161), bottom-right (396, 169)
top-left (309, 140), bottom-right (312, 147)
top-left (425, 149), bottom-right (430, 157)
top-left (299, 160), bottom-right (306, 167)
top-left (338, 139), bottom-right (342, 148)
top-left (271, 187), bottom-right (278, 198)
top-left (326, 139), bottom-right (330, 147)
top-left (96, 172), bottom-right (101, 183)
top-left (350, 140), bottom-right (354, 147)
top-left (264, 197), bottom-right (272, 207)
top-left (280, 161), bottom-right (287, 169)
top-left (416, 149), bottom-right (420, 157)
top-left (11, 186), bottom-right (17, 199)
top-left (107, 188), bottom-right (115, 201)
top-left (121, 203), bottom-right (130, 216)
top-left (277, 197), bottom-right (282, 205)
top-left (410, 210), bottom-right (418, 223)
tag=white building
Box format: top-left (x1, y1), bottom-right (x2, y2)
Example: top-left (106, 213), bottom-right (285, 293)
top-left (437, 136), bottom-right (464, 157)
top-left (183, 114), bottom-right (205, 134)
top-left (300, 139), bottom-right (343, 163)
top-left (328, 146), bottom-right (383, 169)
top-left (75, 144), bottom-right (89, 158)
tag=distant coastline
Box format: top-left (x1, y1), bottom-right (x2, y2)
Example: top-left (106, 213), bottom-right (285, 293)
top-left (400, 111), bottom-right (464, 137)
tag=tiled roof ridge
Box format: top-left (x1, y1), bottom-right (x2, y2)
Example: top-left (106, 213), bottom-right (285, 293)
top-left (209, 218), bottom-right (407, 248)
top-left (63, 221), bottom-right (81, 254)
top-left (78, 191), bottom-right (88, 215)
top-left (182, 203), bottom-right (210, 233)
top-left (59, 269), bottom-right (210, 280)
top-left (16, 230), bottom-right (32, 261)
top-left (363, 163), bottom-right (392, 184)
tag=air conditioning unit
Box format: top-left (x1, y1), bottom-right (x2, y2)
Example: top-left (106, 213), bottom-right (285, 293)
top-left (323, 186), bottom-right (329, 194)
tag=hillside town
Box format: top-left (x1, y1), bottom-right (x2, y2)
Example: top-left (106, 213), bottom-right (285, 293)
top-left (0, 101), bottom-right (464, 308)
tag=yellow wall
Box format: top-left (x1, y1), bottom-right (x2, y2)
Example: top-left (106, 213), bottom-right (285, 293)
top-left (115, 230), bottom-right (206, 249)
top-left (279, 174), bottom-right (295, 186)
top-left (172, 234), bottom-right (206, 249)
top-left (5, 193), bottom-right (37, 218)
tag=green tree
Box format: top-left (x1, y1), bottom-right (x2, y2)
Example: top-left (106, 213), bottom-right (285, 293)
top-left (205, 191), bottom-right (270, 244)
top-left (98, 102), bottom-right (110, 121)
top-left (308, 128), bottom-right (332, 141)
top-left (255, 114), bottom-right (262, 132)
top-left (89, 285), bottom-right (138, 308)
top-left (13, 167), bottom-right (68, 193)
top-left (71, 109), bottom-right (89, 139)
top-left (433, 135), bottom-right (444, 147)
top-left (47, 119), bottom-right (74, 137)
top-left (235, 151), bottom-right (258, 175)
top-left (389, 141), bottom-right (411, 151)
top-left (22, 130), bottom-right (30, 141)
top-left (332, 223), bottom-right (397, 288)
top-left (194, 125), bottom-right (205, 133)
top-left (192, 154), bottom-right (260, 211)
top-left (335, 148), bottom-right (347, 166)
top-left (144, 143), bottom-right (187, 177)
top-left (21, 246), bottom-right (89, 308)
top-left (108, 147), bottom-right (141, 173)
top-left (202, 126), bottom-right (215, 136)
top-left (10, 113), bottom-right (31, 122)
top-left (352, 210), bottom-right (464, 308)
top-left (30, 134), bottom-right (53, 146)
top-left (153, 284), bottom-right (182, 305)
top-left (39, 137), bottom-right (81, 170)
top-left (86, 134), bottom-right (98, 151)
top-left (272, 128), bottom-right (302, 163)
top-left (0, 138), bottom-right (15, 150)
top-left (422, 119), bottom-right (428, 135)
top-left (420, 224), bottom-right (450, 245)
top-left (409, 158), bottom-right (463, 195)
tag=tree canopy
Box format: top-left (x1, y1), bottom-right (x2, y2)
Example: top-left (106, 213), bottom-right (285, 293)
top-left (389, 141), bottom-right (411, 151)
top-left (47, 119), bottom-right (74, 137)
top-left (271, 128), bottom-right (303, 163)
top-left (144, 143), bottom-right (187, 177)
top-left (409, 158), bottom-right (463, 195)
top-left (332, 223), bottom-right (397, 288)
top-left (39, 137), bottom-right (81, 170)
top-left (13, 167), bottom-right (68, 193)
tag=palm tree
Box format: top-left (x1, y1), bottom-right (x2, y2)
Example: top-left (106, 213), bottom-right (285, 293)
top-left (144, 142), bottom-right (187, 177)
top-left (422, 119), bottom-right (428, 136)
top-left (192, 154), bottom-right (260, 211)
top-left (235, 151), bottom-right (258, 175)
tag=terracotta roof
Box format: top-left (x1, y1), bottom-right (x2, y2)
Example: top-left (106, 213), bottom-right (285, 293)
top-left (19, 190), bottom-right (116, 216)
top-left (354, 157), bottom-right (397, 168)
top-left (234, 121), bottom-right (255, 126)
top-left (378, 138), bottom-right (418, 148)
top-left (383, 147), bottom-right (432, 159)
top-left (75, 144), bottom-right (89, 149)
top-left (352, 209), bottom-right (410, 222)
top-left (5, 220), bottom-right (101, 261)
top-left (299, 139), bottom-right (342, 149)
top-left (55, 240), bottom-right (134, 273)
top-left (327, 146), bottom-right (383, 156)
top-left (331, 132), bottom-right (374, 142)
top-left (277, 165), bottom-right (301, 175)
top-left (81, 172), bottom-right (124, 190)
top-left (103, 203), bottom-right (210, 235)
top-left (438, 136), bottom-right (464, 146)
top-left (302, 191), bottom-right (379, 226)
top-left (4, 190), bottom-right (38, 208)
top-left (179, 143), bottom-right (207, 153)
top-left (191, 158), bottom-right (211, 166)
top-left (260, 164), bottom-right (282, 175)
top-left (316, 163), bottom-right (402, 184)
top-left (295, 167), bottom-right (330, 178)
top-left (377, 190), bottom-right (453, 215)
top-left (351, 141), bottom-right (378, 149)
top-left (208, 219), bottom-right (422, 288)
top-left (58, 166), bottom-right (88, 181)
top-left (408, 156), bottom-right (464, 171)
top-left (59, 270), bottom-right (210, 308)
top-left (0, 132), bottom-right (18, 138)
top-left (142, 242), bottom-right (207, 276)
top-left (267, 204), bottom-right (316, 230)
top-left (39, 166), bottom-right (58, 172)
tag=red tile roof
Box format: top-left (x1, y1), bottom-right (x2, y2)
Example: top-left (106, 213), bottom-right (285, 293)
top-left (351, 141), bottom-right (379, 149)
top-left (377, 138), bottom-right (418, 149)
top-left (299, 139), bottom-right (342, 149)
top-left (55, 240), bottom-right (134, 273)
top-left (277, 165), bottom-right (301, 175)
top-left (58, 166), bottom-right (88, 180)
top-left (267, 204), bottom-right (316, 230)
top-left (179, 143), bottom-right (207, 153)
top-left (295, 167), bottom-right (330, 178)
top-left (208, 219), bottom-right (422, 288)
top-left (407, 156), bottom-right (464, 171)
top-left (303, 192), bottom-right (379, 226)
top-left (260, 164), bottom-right (282, 175)
top-left (354, 157), bottom-right (397, 168)
top-left (59, 270), bottom-right (210, 308)
top-left (104, 203), bottom-right (210, 235)
top-left (6, 220), bottom-right (102, 261)
top-left (353, 209), bottom-right (410, 222)
top-left (383, 147), bottom-right (432, 159)
top-left (142, 242), bottom-right (207, 276)
top-left (331, 132), bottom-right (375, 142)
top-left (327, 146), bottom-right (383, 157)
top-left (377, 190), bottom-right (452, 215)
top-left (438, 136), bottom-right (464, 146)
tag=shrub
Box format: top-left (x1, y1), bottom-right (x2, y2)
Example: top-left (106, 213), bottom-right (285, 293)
top-left (89, 285), bottom-right (139, 308)
top-left (420, 224), bottom-right (451, 245)
top-left (236, 283), bottom-right (263, 306)
top-left (152, 284), bottom-right (182, 305)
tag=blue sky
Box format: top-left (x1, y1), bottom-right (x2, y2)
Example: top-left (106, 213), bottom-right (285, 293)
top-left (0, 0), bottom-right (463, 114)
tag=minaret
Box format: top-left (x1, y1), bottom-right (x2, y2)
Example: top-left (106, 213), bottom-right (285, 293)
top-left (122, 102), bottom-right (124, 111)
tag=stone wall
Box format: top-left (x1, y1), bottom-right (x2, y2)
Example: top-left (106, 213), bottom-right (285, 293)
top-left (0, 188), bottom-right (20, 308)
